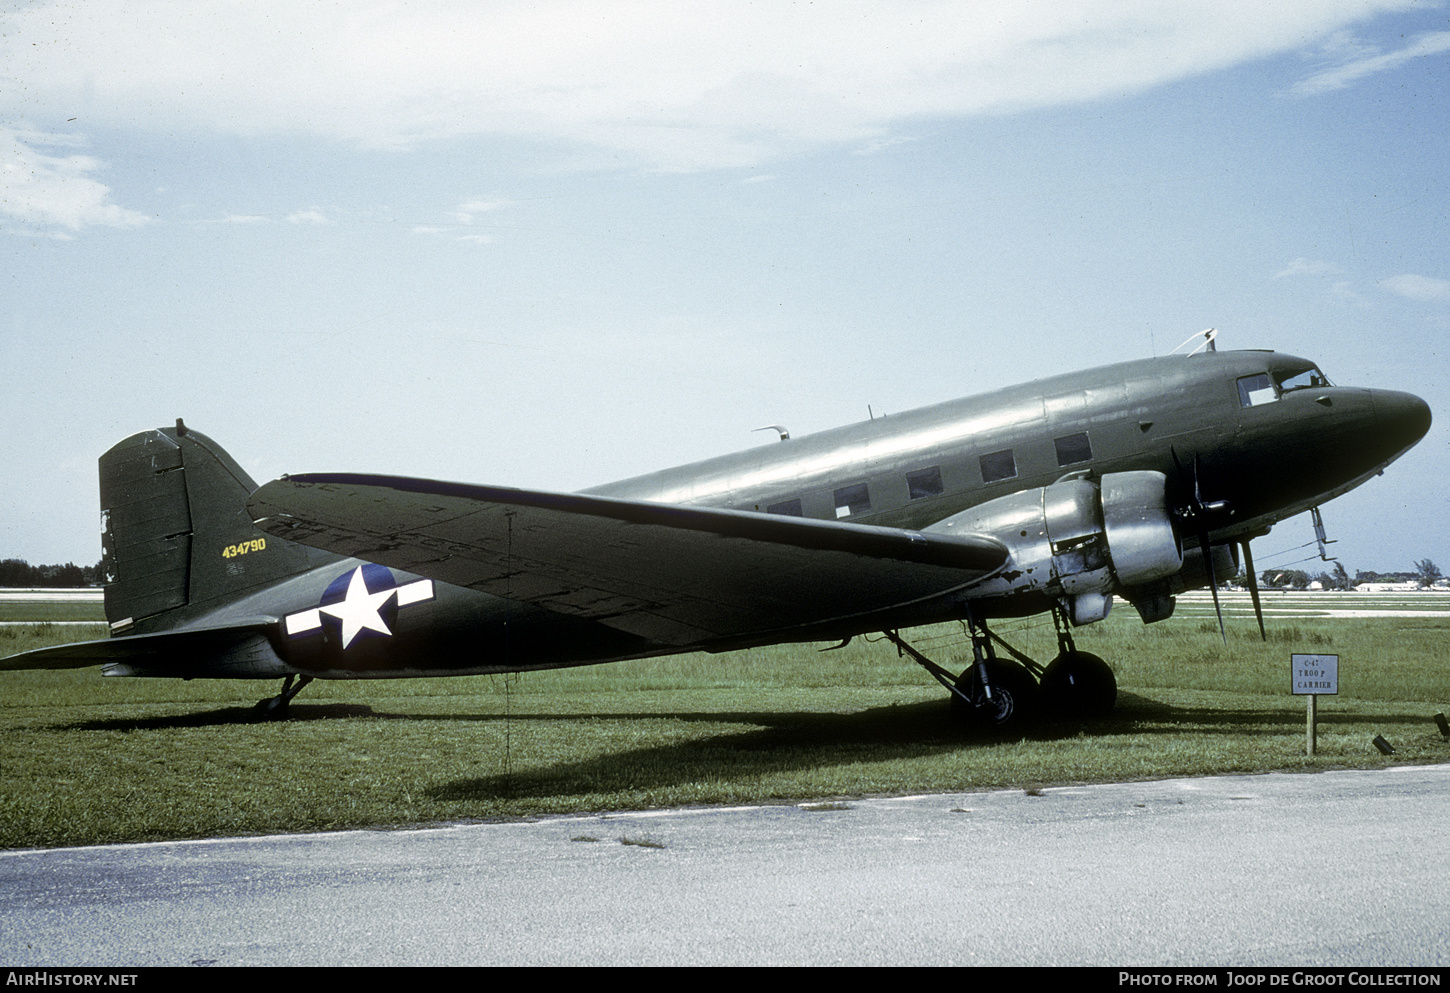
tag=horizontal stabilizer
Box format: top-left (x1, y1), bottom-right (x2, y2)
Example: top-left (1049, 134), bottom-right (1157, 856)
top-left (0, 623), bottom-right (291, 679)
top-left (249, 474), bottom-right (1009, 646)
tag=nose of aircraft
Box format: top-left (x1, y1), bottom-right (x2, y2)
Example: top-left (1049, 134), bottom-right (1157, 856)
top-left (1370, 388), bottom-right (1432, 456)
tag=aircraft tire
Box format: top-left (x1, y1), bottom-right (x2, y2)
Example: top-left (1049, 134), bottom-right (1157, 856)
top-left (252, 696), bottom-right (290, 722)
top-left (1039, 650), bottom-right (1116, 720)
top-left (950, 659), bottom-right (1038, 731)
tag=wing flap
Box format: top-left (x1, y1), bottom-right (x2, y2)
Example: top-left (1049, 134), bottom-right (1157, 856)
top-left (249, 474), bottom-right (1007, 646)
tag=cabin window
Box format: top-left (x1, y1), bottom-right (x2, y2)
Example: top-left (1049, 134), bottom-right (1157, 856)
top-left (1054, 432), bottom-right (1093, 467)
top-left (833, 482), bottom-right (871, 518)
top-left (906, 466), bottom-right (944, 500)
top-left (766, 498), bottom-right (803, 517)
top-left (979, 449), bottom-right (1017, 483)
top-left (1237, 373), bottom-right (1277, 407)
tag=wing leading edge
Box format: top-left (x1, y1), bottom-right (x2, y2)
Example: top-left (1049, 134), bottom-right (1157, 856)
top-left (248, 474), bottom-right (1008, 647)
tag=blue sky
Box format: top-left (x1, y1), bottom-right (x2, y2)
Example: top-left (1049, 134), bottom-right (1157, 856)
top-left (2, 0), bottom-right (1447, 579)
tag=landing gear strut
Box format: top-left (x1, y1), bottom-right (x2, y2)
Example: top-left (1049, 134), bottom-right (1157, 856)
top-left (884, 612), bottom-right (1040, 731)
top-left (885, 604), bottom-right (1117, 731)
top-left (253, 674), bottom-right (314, 721)
top-left (1038, 609), bottom-right (1117, 720)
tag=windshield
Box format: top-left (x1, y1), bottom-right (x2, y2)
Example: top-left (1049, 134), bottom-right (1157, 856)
top-left (1275, 366), bottom-right (1332, 392)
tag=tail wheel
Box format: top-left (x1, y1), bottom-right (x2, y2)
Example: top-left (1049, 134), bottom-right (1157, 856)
top-left (1039, 650), bottom-right (1116, 720)
top-left (251, 674), bottom-right (313, 722)
top-left (252, 697), bottom-right (291, 721)
top-left (950, 659), bottom-right (1039, 730)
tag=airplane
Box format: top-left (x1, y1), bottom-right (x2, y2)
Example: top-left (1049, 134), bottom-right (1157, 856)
top-left (2, 337), bottom-right (1431, 729)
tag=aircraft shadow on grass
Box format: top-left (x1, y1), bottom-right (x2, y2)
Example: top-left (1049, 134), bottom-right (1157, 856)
top-left (57, 689), bottom-right (1436, 735)
top-left (58, 702), bottom-right (379, 731)
top-left (410, 693), bottom-right (1441, 801)
top-left (49, 692), bottom-right (1440, 804)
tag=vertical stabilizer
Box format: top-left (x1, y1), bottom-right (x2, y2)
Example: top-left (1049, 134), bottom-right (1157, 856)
top-left (100, 424), bottom-right (340, 633)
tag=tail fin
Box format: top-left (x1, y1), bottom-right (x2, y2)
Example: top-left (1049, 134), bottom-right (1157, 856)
top-left (100, 421), bottom-right (341, 633)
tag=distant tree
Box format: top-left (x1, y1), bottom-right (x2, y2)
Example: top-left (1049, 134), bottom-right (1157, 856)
top-left (1332, 561), bottom-right (1350, 590)
top-left (1262, 569), bottom-right (1310, 589)
top-left (0, 558), bottom-right (102, 588)
top-left (1415, 559), bottom-right (1443, 588)
top-left (0, 559), bottom-right (32, 586)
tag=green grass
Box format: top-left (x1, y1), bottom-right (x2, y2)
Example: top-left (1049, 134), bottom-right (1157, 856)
top-left (0, 600), bottom-right (106, 623)
top-left (1, 602), bottom-right (1447, 849)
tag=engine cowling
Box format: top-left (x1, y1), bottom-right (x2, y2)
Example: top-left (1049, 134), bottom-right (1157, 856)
top-left (926, 470), bottom-right (1182, 624)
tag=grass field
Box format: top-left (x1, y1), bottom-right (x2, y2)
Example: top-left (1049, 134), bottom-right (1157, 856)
top-left (1, 591), bottom-right (1447, 849)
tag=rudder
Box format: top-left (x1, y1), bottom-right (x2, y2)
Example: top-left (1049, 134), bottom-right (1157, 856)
top-left (100, 421), bottom-right (340, 633)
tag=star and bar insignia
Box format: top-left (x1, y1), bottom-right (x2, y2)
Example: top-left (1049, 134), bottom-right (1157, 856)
top-left (284, 564), bottom-right (434, 649)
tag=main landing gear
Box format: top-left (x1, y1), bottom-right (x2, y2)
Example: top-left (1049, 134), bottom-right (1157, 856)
top-left (252, 674), bottom-right (314, 721)
top-left (884, 607), bottom-right (1116, 732)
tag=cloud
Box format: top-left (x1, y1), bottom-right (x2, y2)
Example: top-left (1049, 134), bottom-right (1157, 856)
top-left (1380, 274), bottom-right (1450, 303)
top-left (0, 1), bottom-right (1427, 171)
top-left (411, 214), bottom-right (495, 244)
top-left (853, 135), bottom-right (921, 157)
top-left (1331, 281), bottom-right (1373, 309)
top-left (456, 200), bottom-right (507, 215)
top-left (1274, 257), bottom-right (1341, 279)
top-left (286, 209), bottom-right (331, 225)
top-left (1294, 30), bottom-right (1450, 96)
top-left (0, 127), bottom-right (152, 236)
top-left (202, 209), bottom-right (329, 224)
top-left (449, 200), bottom-right (508, 225)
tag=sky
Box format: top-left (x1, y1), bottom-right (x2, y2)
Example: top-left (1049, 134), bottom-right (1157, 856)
top-left (2, 0), bottom-right (1447, 579)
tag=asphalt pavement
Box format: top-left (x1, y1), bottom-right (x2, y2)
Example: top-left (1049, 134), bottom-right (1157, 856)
top-left (2, 764), bottom-right (1447, 967)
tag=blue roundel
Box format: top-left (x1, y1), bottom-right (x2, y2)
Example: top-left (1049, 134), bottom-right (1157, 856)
top-left (322, 562), bottom-right (394, 605)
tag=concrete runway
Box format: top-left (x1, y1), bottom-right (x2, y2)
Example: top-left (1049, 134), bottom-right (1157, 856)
top-left (2, 765), bottom-right (1447, 967)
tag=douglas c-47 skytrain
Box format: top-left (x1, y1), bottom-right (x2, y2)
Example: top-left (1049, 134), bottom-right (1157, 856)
top-left (3, 337), bottom-right (1432, 729)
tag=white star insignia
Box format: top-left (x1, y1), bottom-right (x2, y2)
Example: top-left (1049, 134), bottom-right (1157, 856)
top-left (319, 566), bottom-right (398, 648)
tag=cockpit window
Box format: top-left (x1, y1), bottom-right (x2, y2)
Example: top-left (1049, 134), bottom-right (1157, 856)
top-left (1275, 367), bottom-right (1332, 392)
top-left (1236, 373), bottom-right (1277, 407)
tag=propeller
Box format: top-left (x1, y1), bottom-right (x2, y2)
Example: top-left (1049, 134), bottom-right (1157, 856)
top-left (1239, 538), bottom-right (1267, 641)
top-left (1170, 448), bottom-right (1234, 644)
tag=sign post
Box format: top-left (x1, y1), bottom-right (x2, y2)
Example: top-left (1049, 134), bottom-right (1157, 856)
top-left (1291, 654), bottom-right (1339, 755)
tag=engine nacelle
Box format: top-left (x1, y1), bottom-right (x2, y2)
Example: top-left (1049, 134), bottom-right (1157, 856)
top-left (927, 470), bottom-right (1182, 624)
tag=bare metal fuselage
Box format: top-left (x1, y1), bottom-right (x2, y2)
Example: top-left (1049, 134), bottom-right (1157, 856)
top-left (217, 351), bottom-right (1429, 678)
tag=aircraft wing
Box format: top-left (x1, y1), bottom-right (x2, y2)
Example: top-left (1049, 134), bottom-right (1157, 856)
top-left (248, 474), bottom-right (1008, 646)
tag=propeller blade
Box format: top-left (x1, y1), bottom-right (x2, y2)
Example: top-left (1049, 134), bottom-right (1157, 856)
top-left (1194, 451), bottom-right (1232, 517)
top-left (1171, 445), bottom-right (1232, 642)
top-left (1204, 533), bottom-right (1227, 645)
top-left (1170, 446), bottom-right (1189, 514)
top-left (1241, 539), bottom-right (1266, 641)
